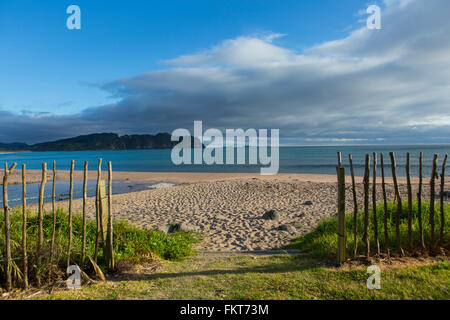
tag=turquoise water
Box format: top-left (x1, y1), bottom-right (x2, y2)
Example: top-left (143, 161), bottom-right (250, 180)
top-left (0, 145), bottom-right (449, 177)
top-left (0, 180), bottom-right (164, 207)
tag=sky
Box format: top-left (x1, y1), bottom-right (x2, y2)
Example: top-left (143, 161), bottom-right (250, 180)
top-left (0, 0), bottom-right (449, 145)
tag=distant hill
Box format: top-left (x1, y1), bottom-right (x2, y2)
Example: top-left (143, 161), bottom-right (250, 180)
top-left (0, 133), bottom-right (201, 152)
top-left (0, 142), bottom-right (29, 151)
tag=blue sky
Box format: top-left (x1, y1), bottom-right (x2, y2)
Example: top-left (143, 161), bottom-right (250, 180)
top-left (1, 0), bottom-right (450, 145)
top-left (0, 0), bottom-right (371, 114)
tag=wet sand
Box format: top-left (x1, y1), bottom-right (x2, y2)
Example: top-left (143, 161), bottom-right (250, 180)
top-left (2, 169), bottom-right (424, 185)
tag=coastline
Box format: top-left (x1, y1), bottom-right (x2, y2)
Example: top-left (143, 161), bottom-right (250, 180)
top-left (1, 170), bottom-right (426, 186)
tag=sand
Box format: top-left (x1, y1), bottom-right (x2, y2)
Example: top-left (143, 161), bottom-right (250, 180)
top-left (2, 169), bottom-right (426, 185)
top-left (9, 171), bottom-right (446, 252)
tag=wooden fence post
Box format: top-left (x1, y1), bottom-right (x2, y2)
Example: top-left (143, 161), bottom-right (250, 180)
top-left (81, 161), bottom-right (88, 268)
top-left (22, 164), bottom-right (28, 289)
top-left (380, 153), bottom-right (390, 256)
top-left (38, 162), bottom-right (47, 263)
top-left (98, 180), bottom-right (108, 247)
top-left (418, 152), bottom-right (425, 249)
top-left (430, 154), bottom-right (438, 251)
top-left (363, 154), bottom-right (370, 258)
top-left (348, 154), bottom-right (358, 257)
top-left (390, 152), bottom-right (404, 256)
top-left (50, 161), bottom-right (56, 264)
top-left (372, 152), bottom-right (380, 255)
top-left (67, 160), bottom-right (74, 268)
top-left (94, 158), bottom-right (102, 262)
top-left (406, 153), bottom-right (413, 251)
top-left (3, 162), bottom-right (16, 291)
top-left (107, 161), bottom-right (114, 270)
top-left (336, 166), bottom-right (346, 265)
top-left (439, 154), bottom-right (447, 246)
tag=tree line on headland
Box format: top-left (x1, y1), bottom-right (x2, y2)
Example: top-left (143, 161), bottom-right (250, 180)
top-left (0, 133), bottom-right (201, 152)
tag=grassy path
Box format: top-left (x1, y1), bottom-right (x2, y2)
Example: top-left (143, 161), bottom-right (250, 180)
top-left (41, 253), bottom-right (449, 300)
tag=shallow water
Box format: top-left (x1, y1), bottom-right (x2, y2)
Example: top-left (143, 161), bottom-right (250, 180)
top-left (0, 180), bottom-right (173, 207)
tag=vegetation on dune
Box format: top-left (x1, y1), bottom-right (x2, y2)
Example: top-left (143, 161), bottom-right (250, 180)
top-left (0, 208), bottom-right (198, 288)
top-left (284, 200), bottom-right (450, 259)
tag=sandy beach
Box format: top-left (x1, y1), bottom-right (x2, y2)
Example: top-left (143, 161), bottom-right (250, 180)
top-left (1, 169), bottom-right (427, 185)
top-left (7, 170), bottom-right (446, 252)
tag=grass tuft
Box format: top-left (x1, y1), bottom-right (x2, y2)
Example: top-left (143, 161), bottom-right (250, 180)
top-left (0, 208), bottom-right (199, 288)
top-left (285, 200), bottom-right (450, 259)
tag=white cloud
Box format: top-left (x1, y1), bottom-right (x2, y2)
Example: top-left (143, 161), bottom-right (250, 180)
top-left (164, 35), bottom-right (295, 67)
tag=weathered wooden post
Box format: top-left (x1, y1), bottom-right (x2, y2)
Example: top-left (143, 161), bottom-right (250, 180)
top-left (418, 152), bottom-right (425, 249)
top-left (3, 162), bottom-right (17, 291)
top-left (22, 164), bottom-right (28, 289)
top-left (372, 152), bottom-right (380, 255)
top-left (336, 166), bottom-right (346, 265)
top-left (348, 154), bottom-right (358, 257)
top-left (98, 179), bottom-right (108, 246)
top-left (36, 162), bottom-right (46, 286)
top-left (390, 152), bottom-right (404, 256)
top-left (81, 161), bottom-right (88, 267)
top-left (430, 154), bottom-right (438, 250)
top-left (50, 161), bottom-right (57, 263)
top-left (38, 162), bottom-right (47, 263)
top-left (380, 153), bottom-right (390, 255)
top-left (363, 154), bottom-right (370, 258)
top-left (406, 153), bottom-right (413, 251)
top-left (107, 161), bottom-right (114, 270)
top-left (94, 158), bottom-right (102, 262)
top-left (439, 154), bottom-right (447, 246)
top-left (67, 160), bottom-right (74, 268)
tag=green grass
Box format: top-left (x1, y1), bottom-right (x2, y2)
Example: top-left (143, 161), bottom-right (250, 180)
top-left (4, 201), bottom-right (449, 299)
top-left (40, 255), bottom-right (450, 300)
top-left (34, 200), bottom-right (450, 300)
top-left (284, 200), bottom-right (450, 259)
top-left (0, 208), bottom-right (198, 287)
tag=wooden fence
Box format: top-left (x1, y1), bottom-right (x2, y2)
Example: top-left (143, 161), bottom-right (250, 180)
top-left (336, 152), bottom-right (448, 265)
top-left (1, 159), bottom-right (114, 291)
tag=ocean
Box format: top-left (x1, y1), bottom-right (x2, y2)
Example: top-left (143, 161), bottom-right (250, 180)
top-left (1, 145), bottom-right (449, 178)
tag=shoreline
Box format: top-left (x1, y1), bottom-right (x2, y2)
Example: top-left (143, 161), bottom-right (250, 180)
top-left (1, 170), bottom-right (428, 186)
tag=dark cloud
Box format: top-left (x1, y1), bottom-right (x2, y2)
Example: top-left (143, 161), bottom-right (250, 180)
top-left (1, 0), bottom-right (450, 145)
